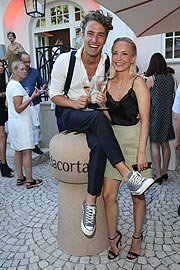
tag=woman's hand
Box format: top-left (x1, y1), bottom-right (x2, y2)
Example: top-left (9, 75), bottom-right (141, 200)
top-left (96, 92), bottom-right (106, 107)
top-left (137, 152), bottom-right (148, 172)
top-left (31, 87), bottom-right (40, 101)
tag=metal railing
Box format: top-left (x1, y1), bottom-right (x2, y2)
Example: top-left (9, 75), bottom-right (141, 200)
top-left (35, 44), bottom-right (72, 84)
top-left (35, 44), bottom-right (73, 101)
top-left (2, 44), bottom-right (74, 101)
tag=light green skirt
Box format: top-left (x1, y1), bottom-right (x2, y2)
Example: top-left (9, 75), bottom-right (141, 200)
top-left (105, 122), bottom-right (152, 181)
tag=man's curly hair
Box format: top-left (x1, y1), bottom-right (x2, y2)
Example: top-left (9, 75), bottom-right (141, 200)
top-left (81, 10), bottom-right (113, 36)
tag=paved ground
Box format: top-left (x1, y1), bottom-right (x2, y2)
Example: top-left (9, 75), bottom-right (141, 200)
top-left (0, 159), bottom-right (180, 270)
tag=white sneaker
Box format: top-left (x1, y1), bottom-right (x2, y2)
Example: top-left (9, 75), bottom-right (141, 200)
top-left (127, 171), bottom-right (154, 195)
top-left (81, 200), bottom-right (97, 236)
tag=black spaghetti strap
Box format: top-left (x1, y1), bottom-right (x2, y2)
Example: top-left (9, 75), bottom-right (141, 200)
top-left (131, 75), bottom-right (140, 88)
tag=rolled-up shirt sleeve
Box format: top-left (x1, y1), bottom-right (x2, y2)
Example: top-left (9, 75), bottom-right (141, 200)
top-left (49, 53), bottom-right (70, 99)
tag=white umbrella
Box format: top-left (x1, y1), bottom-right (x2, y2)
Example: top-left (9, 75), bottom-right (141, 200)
top-left (95, 0), bottom-right (180, 37)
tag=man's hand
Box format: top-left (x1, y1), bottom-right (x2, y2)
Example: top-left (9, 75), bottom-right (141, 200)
top-left (174, 141), bottom-right (180, 152)
top-left (42, 84), bottom-right (48, 91)
top-left (0, 62), bottom-right (4, 74)
top-left (76, 95), bottom-right (91, 110)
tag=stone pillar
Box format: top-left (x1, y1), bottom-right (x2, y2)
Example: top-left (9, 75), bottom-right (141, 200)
top-left (40, 102), bottom-right (58, 148)
top-left (49, 132), bottom-right (109, 256)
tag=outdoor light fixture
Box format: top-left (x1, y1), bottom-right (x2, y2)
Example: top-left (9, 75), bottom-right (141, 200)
top-left (24, 0), bottom-right (46, 18)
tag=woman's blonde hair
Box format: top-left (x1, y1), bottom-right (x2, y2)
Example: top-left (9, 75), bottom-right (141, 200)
top-left (10, 60), bottom-right (23, 80)
top-left (110, 37), bottom-right (137, 79)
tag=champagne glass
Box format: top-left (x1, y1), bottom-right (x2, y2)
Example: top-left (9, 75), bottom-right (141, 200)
top-left (82, 78), bottom-right (94, 111)
top-left (96, 74), bottom-right (108, 110)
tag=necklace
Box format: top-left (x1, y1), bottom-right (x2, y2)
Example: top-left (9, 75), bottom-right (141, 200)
top-left (116, 79), bottom-right (129, 91)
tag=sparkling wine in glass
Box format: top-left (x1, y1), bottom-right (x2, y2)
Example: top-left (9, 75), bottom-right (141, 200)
top-left (96, 75), bottom-right (108, 110)
top-left (82, 78), bottom-right (94, 111)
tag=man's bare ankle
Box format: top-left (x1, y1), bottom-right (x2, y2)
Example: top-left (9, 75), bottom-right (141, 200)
top-left (85, 196), bottom-right (96, 205)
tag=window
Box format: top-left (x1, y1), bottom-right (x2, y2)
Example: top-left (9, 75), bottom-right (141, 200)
top-left (36, 17), bottom-right (46, 28)
top-left (165, 32), bottom-right (180, 59)
top-left (34, 3), bottom-right (84, 31)
top-left (50, 5), bottom-right (69, 25)
top-left (74, 7), bottom-right (85, 21)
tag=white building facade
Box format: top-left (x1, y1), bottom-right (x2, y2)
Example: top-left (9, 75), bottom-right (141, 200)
top-left (1, 0), bottom-right (179, 82)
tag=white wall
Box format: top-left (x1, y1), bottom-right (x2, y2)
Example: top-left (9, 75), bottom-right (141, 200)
top-left (100, 6), bottom-right (135, 56)
top-left (137, 35), bottom-right (180, 83)
top-left (0, 0), bottom-right (10, 44)
top-left (136, 34), bottom-right (163, 74)
top-left (1, 0), bottom-right (179, 83)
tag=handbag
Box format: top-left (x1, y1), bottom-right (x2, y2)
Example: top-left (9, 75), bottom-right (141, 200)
top-left (30, 105), bottom-right (40, 126)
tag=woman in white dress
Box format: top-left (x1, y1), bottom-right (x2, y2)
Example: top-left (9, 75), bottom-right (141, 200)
top-left (6, 60), bottom-right (43, 189)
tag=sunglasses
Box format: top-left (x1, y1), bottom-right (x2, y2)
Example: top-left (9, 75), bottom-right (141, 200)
top-left (132, 162), bottom-right (152, 171)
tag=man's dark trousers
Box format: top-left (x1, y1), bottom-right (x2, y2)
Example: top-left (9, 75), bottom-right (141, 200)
top-left (62, 108), bottom-right (125, 196)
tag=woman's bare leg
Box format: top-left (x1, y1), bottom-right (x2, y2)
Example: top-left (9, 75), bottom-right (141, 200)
top-left (161, 141), bottom-right (170, 175)
top-left (14, 151), bottom-right (24, 179)
top-left (22, 149), bottom-right (33, 181)
top-left (127, 194), bottom-right (146, 259)
top-left (0, 126), bottom-right (7, 163)
top-left (103, 177), bottom-right (121, 258)
top-left (151, 142), bottom-right (161, 178)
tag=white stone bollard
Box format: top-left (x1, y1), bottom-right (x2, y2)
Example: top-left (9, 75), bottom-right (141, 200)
top-left (49, 132), bottom-right (109, 256)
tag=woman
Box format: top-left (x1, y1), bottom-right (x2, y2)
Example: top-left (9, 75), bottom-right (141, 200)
top-left (1, 31), bottom-right (24, 73)
top-left (0, 60), bottom-right (14, 177)
top-left (97, 37), bottom-right (152, 261)
top-left (6, 60), bottom-right (43, 189)
top-left (145, 53), bottom-right (175, 184)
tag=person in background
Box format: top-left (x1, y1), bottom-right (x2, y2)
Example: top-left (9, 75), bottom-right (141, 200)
top-left (172, 83), bottom-right (180, 216)
top-left (167, 66), bottom-right (178, 92)
top-left (0, 31), bottom-right (24, 73)
top-left (72, 29), bottom-right (83, 49)
top-left (19, 52), bottom-right (48, 155)
top-left (49, 10), bottom-right (154, 237)
top-left (97, 37), bottom-right (152, 261)
top-left (145, 53), bottom-right (175, 184)
top-left (6, 60), bottom-right (43, 189)
top-left (172, 84), bottom-right (180, 152)
top-left (0, 60), bottom-right (14, 177)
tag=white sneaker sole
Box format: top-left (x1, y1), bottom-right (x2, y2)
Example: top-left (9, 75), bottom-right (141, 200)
top-left (80, 219), bottom-right (95, 236)
top-left (131, 178), bottom-right (155, 195)
top-left (81, 204), bottom-right (96, 236)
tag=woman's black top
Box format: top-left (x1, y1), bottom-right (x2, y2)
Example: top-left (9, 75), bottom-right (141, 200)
top-left (106, 77), bottom-right (139, 126)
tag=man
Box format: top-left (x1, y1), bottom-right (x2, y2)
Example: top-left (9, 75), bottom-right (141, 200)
top-left (49, 10), bottom-right (154, 237)
top-left (172, 84), bottom-right (180, 216)
top-left (19, 52), bottom-right (48, 155)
